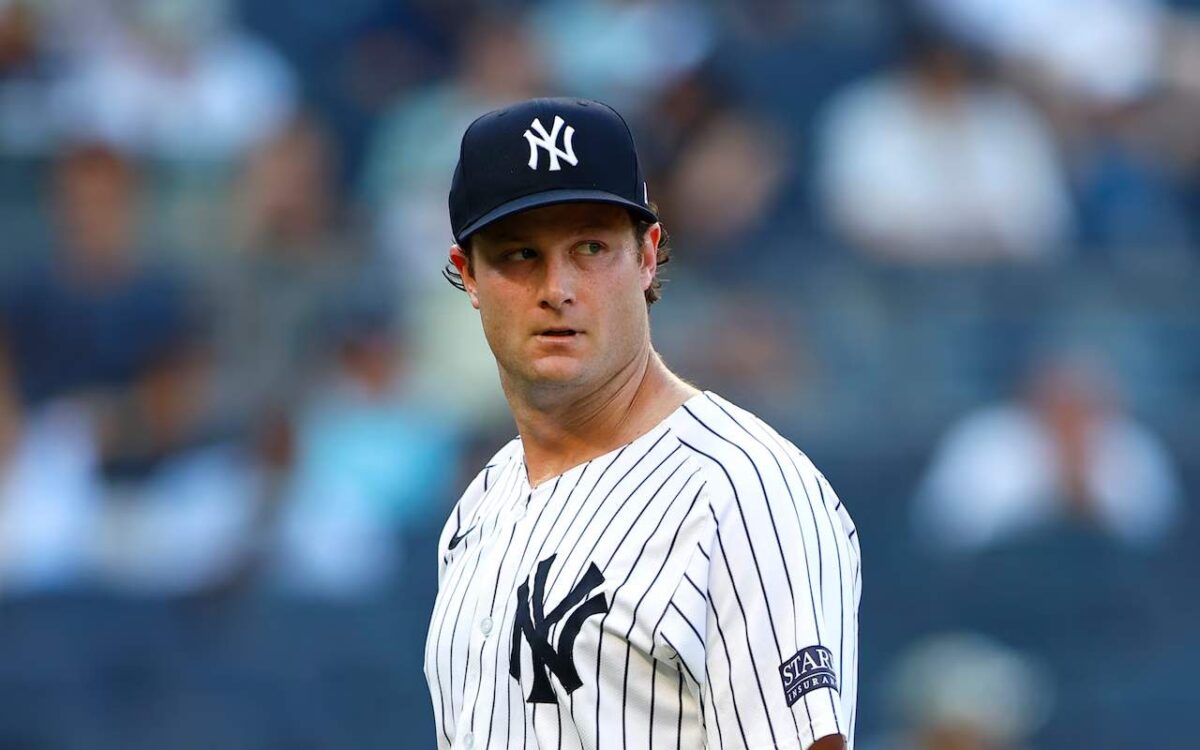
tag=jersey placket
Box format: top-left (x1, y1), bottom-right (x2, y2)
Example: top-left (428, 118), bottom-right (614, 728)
top-left (458, 471), bottom-right (557, 749)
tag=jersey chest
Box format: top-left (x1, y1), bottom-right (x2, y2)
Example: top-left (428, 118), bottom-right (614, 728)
top-left (426, 447), bottom-right (710, 748)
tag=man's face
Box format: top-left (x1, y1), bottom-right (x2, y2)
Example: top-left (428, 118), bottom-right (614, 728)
top-left (453, 202), bottom-right (659, 392)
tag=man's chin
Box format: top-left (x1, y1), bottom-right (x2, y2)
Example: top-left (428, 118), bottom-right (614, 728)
top-left (508, 348), bottom-right (596, 385)
top-left (527, 358), bottom-right (585, 385)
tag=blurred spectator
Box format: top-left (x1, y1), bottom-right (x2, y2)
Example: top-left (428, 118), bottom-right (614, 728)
top-left (914, 0), bottom-right (1199, 253)
top-left (871, 632), bottom-right (1053, 750)
top-left (705, 1), bottom-right (895, 236)
top-left (913, 353), bottom-right (1183, 553)
top-left (814, 24), bottom-right (1073, 262)
top-left (0, 142), bottom-right (192, 406)
top-left (921, 0), bottom-right (1165, 106)
top-left (633, 67), bottom-right (791, 273)
top-left (93, 333), bottom-right (260, 596)
top-left (268, 307), bottom-right (460, 599)
top-left (658, 106), bottom-right (789, 271)
top-left (528, 0), bottom-right (715, 114)
top-left (233, 114), bottom-right (341, 252)
top-left (215, 114), bottom-right (374, 420)
top-left (362, 15), bottom-right (545, 427)
top-left (49, 0), bottom-right (296, 161)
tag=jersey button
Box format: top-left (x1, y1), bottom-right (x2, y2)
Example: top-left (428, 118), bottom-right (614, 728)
top-left (480, 616), bottom-right (494, 637)
top-left (461, 732), bottom-right (475, 749)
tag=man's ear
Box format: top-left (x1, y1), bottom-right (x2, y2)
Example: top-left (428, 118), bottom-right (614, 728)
top-left (638, 223), bottom-right (662, 291)
top-left (450, 244), bottom-right (480, 309)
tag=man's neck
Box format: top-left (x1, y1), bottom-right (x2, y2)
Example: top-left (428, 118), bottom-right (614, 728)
top-left (506, 349), bottom-right (698, 488)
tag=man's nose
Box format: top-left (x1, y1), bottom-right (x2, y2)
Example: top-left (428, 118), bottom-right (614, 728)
top-left (539, 254), bottom-right (575, 309)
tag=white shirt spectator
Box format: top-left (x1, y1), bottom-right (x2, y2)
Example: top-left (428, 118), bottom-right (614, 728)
top-left (920, 0), bottom-right (1164, 104)
top-left (816, 72), bottom-right (1073, 262)
top-left (914, 403), bottom-right (1182, 552)
top-left (51, 14), bottom-right (295, 161)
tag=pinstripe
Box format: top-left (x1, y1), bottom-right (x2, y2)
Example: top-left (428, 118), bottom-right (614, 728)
top-left (432, 503), bottom-right (462, 744)
top-left (611, 473), bottom-right (704, 749)
top-left (664, 625), bottom-right (719, 747)
top-left (699, 397), bottom-right (806, 646)
top-left (543, 434), bottom-right (673, 617)
top-left (531, 439), bottom-right (681, 745)
top-left (710, 511), bottom-right (779, 747)
top-left (752, 408), bottom-right (859, 744)
top-left (675, 670), bottom-right (683, 750)
top-left (485, 476), bottom-right (562, 748)
top-left (815, 478), bottom-right (848, 732)
top-left (697, 533), bottom-right (752, 750)
top-left (678, 432), bottom-right (797, 745)
top-left (678, 424), bottom-right (791, 660)
top-left (670, 600), bottom-right (703, 645)
top-left (589, 452), bottom-right (689, 745)
top-left (659, 634), bottom-right (700, 702)
top-left (649, 653), bottom-right (657, 749)
top-left (509, 445), bottom-right (629, 747)
top-left (648, 546), bottom-right (711, 741)
top-left (458, 463), bottom-right (525, 730)
top-left (709, 398), bottom-right (845, 737)
top-left (434, 459), bottom-right (521, 741)
top-left (513, 456), bottom-right (616, 746)
top-left (683, 405), bottom-right (820, 707)
top-left (848, 553), bottom-right (862, 746)
top-left (511, 454), bottom-right (614, 748)
top-left (469, 501), bottom-right (527, 734)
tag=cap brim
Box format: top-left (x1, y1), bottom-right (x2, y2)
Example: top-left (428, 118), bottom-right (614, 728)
top-left (455, 189), bottom-right (657, 243)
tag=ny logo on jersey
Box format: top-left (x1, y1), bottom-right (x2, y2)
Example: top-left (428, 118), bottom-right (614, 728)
top-left (509, 554), bottom-right (608, 704)
top-left (523, 116), bottom-right (578, 172)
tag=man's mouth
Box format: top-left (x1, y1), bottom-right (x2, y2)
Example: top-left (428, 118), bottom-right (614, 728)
top-left (538, 328), bottom-right (579, 337)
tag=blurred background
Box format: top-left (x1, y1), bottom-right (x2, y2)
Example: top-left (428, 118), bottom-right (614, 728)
top-left (0, 0), bottom-right (1197, 747)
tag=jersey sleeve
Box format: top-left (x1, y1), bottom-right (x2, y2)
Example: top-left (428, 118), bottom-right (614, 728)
top-left (669, 406), bottom-right (857, 749)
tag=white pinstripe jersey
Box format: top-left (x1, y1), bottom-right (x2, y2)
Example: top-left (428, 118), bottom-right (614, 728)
top-left (424, 391), bottom-right (861, 749)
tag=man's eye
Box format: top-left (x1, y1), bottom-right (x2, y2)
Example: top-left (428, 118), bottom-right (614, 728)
top-left (577, 242), bottom-right (604, 255)
top-left (507, 248), bottom-right (537, 261)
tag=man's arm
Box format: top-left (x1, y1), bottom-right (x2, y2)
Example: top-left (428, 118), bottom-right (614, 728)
top-left (811, 734), bottom-right (846, 750)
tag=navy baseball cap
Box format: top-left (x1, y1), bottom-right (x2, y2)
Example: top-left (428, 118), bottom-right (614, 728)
top-left (449, 97), bottom-right (657, 244)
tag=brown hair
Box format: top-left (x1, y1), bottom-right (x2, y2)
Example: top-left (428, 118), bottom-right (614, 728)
top-left (443, 208), bottom-right (671, 306)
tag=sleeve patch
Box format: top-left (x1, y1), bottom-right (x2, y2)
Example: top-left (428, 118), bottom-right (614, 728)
top-left (779, 645), bottom-right (838, 706)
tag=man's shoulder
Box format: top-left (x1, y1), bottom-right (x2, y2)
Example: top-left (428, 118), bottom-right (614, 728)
top-left (667, 391), bottom-right (829, 502)
top-left (666, 393), bottom-right (854, 556)
top-left (670, 392), bottom-right (811, 465)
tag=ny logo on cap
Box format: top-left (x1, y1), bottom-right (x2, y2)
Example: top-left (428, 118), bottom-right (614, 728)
top-left (524, 116), bottom-right (578, 172)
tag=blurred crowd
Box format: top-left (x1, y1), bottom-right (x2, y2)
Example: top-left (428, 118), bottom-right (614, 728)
top-left (0, 0), bottom-right (1197, 747)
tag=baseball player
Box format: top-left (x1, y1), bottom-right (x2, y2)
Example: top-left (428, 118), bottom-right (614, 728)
top-left (424, 97), bottom-right (860, 750)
